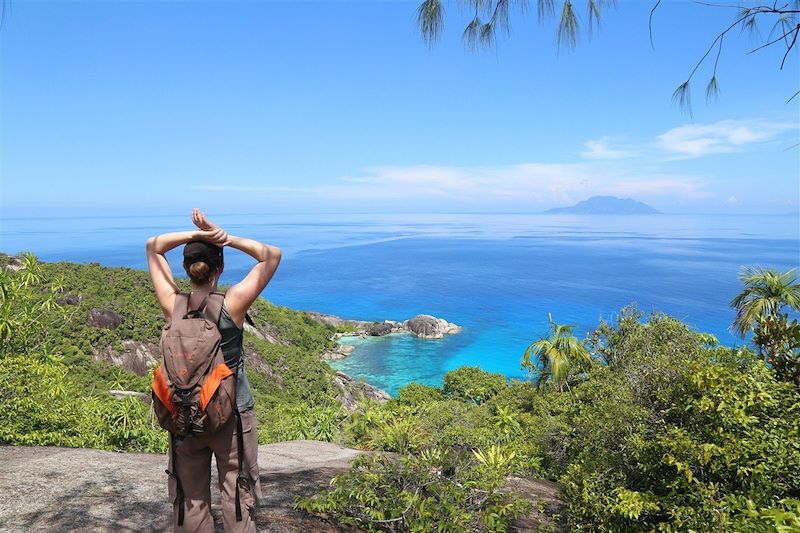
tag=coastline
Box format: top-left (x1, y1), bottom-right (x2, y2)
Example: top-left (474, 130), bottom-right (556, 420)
top-left (303, 311), bottom-right (461, 362)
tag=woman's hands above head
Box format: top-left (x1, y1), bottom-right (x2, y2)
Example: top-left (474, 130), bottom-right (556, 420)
top-left (192, 208), bottom-right (219, 231)
top-left (199, 227), bottom-right (229, 247)
top-left (192, 209), bottom-right (229, 246)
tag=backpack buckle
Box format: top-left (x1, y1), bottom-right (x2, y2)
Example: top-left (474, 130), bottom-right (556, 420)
top-left (179, 389), bottom-right (192, 407)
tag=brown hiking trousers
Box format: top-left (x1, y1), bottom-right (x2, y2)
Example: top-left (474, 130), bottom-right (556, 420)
top-left (167, 409), bottom-right (262, 532)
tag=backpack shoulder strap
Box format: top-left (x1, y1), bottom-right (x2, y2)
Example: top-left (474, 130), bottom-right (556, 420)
top-left (172, 292), bottom-right (190, 321)
top-left (204, 292), bottom-right (225, 324)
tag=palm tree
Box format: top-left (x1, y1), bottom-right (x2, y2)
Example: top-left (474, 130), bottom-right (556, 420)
top-left (521, 313), bottom-right (592, 391)
top-left (730, 267), bottom-right (800, 386)
top-left (730, 267), bottom-right (800, 338)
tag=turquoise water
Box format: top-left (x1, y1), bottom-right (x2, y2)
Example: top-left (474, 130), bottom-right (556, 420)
top-left (2, 213), bottom-right (798, 395)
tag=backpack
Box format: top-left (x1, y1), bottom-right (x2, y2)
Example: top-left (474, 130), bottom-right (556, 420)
top-left (151, 291), bottom-right (236, 436)
top-left (151, 291), bottom-right (247, 525)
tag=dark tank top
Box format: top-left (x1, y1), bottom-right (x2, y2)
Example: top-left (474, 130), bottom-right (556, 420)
top-left (219, 301), bottom-right (255, 412)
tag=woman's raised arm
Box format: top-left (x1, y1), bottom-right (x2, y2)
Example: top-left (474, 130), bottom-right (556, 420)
top-left (146, 228), bottom-right (228, 318)
top-left (190, 209), bottom-right (281, 327)
top-left (223, 236), bottom-right (282, 327)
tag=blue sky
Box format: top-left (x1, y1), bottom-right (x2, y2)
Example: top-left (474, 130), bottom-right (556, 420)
top-left (2, 0), bottom-right (798, 215)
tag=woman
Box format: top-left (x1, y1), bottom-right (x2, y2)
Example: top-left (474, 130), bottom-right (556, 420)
top-left (146, 208), bottom-right (281, 533)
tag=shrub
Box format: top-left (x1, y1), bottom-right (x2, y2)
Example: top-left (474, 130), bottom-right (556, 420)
top-left (296, 446), bottom-right (531, 532)
top-left (395, 382), bottom-right (444, 407)
top-left (0, 353), bottom-right (166, 453)
top-left (443, 366), bottom-right (506, 404)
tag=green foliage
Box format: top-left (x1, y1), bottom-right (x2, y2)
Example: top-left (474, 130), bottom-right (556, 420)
top-left (257, 398), bottom-right (345, 443)
top-left (731, 267), bottom-right (800, 337)
top-left (0, 353), bottom-right (167, 452)
top-left (442, 366), bottom-right (506, 404)
top-left (247, 297), bottom-right (334, 354)
top-left (396, 382), bottom-right (445, 407)
top-left (558, 312), bottom-right (800, 531)
top-left (0, 253), bottom-right (63, 354)
top-left (246, 338), bottom-right (336, 405)
top-left (522, 313), bottom-right (592, 390)
top-left (296, 447), bottom-right (531, 532)
top-left (345, 382), bottom-right (543, 477)
top-left (730, 267), bottom-right (800, 386)
top-left (0, 258), bottom-right (167, 453)
top-left (0, 255), bottom-right (342, 453)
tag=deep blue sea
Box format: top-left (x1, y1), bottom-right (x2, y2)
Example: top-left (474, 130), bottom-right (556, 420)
top-left (2, 213), bottom-right (798, 395)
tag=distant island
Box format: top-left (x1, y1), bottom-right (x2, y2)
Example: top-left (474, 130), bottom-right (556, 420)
top-left (545, 195), bottom-right (661, 215)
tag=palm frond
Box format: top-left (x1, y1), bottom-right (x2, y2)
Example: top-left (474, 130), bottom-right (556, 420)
top-left (587, 0), bottom-right (601, 36)
top-left (491, 0), bottom-right (512, 34)
top-left (480, 22), bottom-right (496, 46)
top-left (705, 75), bottom-right (719, 102)
top-left (739, 11), bottom-right (760, 42)
top-left (521, 313), bottom-right (590, 387)
top-left (672, 81), bottom-right (692, 116)
top-left (730, 267), bottom-right (800, 337)
top-left (557, 0), bottom-right (579, 48)
top-left (463, 15), bottom-right (483, 50)
top-left (537, 0), bottom-right (555, 20)
top-left (768, 13), bottom-right (793, 44)
top-left (418, 0), bottom-right (445, 45)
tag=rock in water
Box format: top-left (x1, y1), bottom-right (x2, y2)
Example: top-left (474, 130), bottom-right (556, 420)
top-left (366, 322), bottom-right (393, 336)
top-left (320, 344), bottom-right (355, 361)
top-left (405, 314), bottom-right (461, 339)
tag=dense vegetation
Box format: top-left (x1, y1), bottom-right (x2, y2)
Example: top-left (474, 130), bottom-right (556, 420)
top-left (2, 254), bottom-right (799, 531)
top-left (0, 253), bottom-right (344, 452)
top-left (300, 309), bottom-right (800, 531)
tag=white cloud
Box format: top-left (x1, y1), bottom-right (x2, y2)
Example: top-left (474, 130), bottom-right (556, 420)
top-left (581, 137), bottom-right (636, 160)
top-left (657, 119), bottom-right (796, 158)
top-left (195, 162), bottom-right (710, 208)
top-left (193, 117), bottom-right (797, 210)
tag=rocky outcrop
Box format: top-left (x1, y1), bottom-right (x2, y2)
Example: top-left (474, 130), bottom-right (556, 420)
top-left (0, 442), bottom-right (364, 532)
top-left (302, 311), bottom-right (371, 329)
top-left (331, 371), bottom-right (391, 411)
top-left (320, 344), bottom-right (355, 361)
top-left (0, 444), bottom-right (565, 532)
top-left (93, 340), bottom-right (160, 376)
top-left (331, 316), bottom-right (459, 342)
top-left (0, 253), bottom-right (24, 273)
top-left (245, 350), bottom-right (285, 390)
top-left (365, 322), bottom-right (394, 336)
top-left (56, 294), bottom-right (83, 305)
top-left (405, 314), bottom-right (462, 339)
top-left (506, 476), bottom-right (566, 532)
top-left (243, 321), bottom-right (285, 344)
top-left (87, 308), bottom-right (123, 330)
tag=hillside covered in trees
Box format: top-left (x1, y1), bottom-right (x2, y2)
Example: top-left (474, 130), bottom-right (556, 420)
top-left (1, 254), bottom-right (799, 531)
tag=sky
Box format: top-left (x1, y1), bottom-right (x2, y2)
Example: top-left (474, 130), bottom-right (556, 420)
top-left (1, 0), bottom-right (798, 216)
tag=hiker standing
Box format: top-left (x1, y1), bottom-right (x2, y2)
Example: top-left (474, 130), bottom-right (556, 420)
top-left (146, 208), bottom-right (281, 532)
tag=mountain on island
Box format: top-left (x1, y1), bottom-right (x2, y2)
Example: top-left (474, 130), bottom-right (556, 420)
top-left (545, 195), bottom-right (662, 215)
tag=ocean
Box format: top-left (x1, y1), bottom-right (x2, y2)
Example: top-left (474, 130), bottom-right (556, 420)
top-left (2, 212), bottom-right (798, 395)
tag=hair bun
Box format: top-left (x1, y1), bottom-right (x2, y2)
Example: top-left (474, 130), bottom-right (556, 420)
top-left (188, 261), bottom-right (212, 284)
